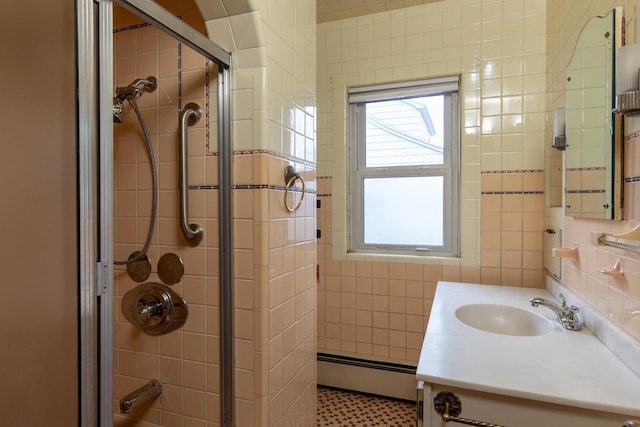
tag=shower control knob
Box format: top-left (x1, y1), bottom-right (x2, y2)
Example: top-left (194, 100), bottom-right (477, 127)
top-left (138, 300), bottom-right (164, 319)
top-left (122, 282), bottom-right (188, 335)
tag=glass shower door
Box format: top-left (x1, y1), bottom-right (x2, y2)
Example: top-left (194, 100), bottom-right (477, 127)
top-left (81, 0), bottom-right (232, 424)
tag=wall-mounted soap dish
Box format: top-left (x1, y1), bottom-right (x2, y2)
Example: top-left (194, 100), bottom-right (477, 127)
top-left (598, 259), bottom-right (624, 277)
top-left (552, 246), bottom-right (579, 261)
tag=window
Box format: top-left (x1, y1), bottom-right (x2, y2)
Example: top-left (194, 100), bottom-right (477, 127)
top-left (348, 77), bottom-right (460, 257)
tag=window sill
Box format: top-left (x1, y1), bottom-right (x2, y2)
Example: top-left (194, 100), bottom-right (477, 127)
top-left (337, 250), bottom-right (464, 266)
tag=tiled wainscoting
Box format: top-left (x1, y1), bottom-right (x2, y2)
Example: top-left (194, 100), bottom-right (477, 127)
top-left (232, 151), bottom-right (318, 427)
top-left (317, 170), bottom-right (546, 366)
top-left (625, 132), bottom-right (640, 219)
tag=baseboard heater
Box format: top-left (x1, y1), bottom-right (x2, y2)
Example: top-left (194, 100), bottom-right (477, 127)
top-left (317, 353), bottom-right (417, 401)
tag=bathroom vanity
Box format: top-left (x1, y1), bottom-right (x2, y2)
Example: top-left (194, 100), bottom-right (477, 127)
top-left (416, 282), bottom-right (640, 427)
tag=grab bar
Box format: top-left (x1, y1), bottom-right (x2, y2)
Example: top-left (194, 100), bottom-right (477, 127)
top-left (179, 103), bottom-right (204, 246)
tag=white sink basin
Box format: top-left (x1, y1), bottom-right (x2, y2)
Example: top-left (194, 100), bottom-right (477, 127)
top-left (455, 303), bottom-right (553, 336)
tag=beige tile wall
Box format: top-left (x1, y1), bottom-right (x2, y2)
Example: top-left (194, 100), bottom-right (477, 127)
top-left (625, 133), bottom-right (640, 219)
top-left (316, 0), bottom-right (442, 23)
top-left (317, 171), bottom-right (545, 363)
top-left (480, 171), bottom-right (545, 286)
top-left (258, 1), bottom-right (318, 425)
top-left (546, 0), bottom-right (640, 343)
top-left (230, 151), bottom-right (317, 427)
top-left (203, 0), bottom-right (319, 425)
top-left (316, 0), bottom-right (547, 365)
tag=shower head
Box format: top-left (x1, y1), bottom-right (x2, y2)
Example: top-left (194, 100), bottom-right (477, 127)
top-left (114, 76), bottom-right (158, 122)
top-left (130, 76), bottom-right (158, 91)
top-left (116, 75), bottom-right (158, 101)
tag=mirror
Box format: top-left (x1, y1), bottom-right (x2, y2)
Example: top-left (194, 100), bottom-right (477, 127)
top-left (564, 9), bottom-right (622, 219)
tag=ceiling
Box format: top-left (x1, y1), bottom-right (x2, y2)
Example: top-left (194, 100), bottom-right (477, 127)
top-left (317, 0), bottom-right (441, 23)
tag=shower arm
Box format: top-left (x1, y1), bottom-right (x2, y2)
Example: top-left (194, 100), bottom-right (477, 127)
top-left (179, 103), bottom-right (204, 247)
top-left (116, 76), bottom-right (157, 101)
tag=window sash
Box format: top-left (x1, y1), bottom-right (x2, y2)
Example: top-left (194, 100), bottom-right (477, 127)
top-left (349, 82), bottom-right (460, 257)
top-left (348, 76), bottom-right (459, 103)
top-left (357, 94), bottom-right (455, 171)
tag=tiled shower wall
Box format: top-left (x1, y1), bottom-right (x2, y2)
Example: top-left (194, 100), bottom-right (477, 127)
top-left (316, 0), bottom-right (548, 365)
top-left (546, 0), bottom-right (640, 343)
top-left (626, 133), bottom-right (640, 218)
top-left (201, 0), bottom-right (319, 425)
top-left (112, 4), bottom-right (224, 425)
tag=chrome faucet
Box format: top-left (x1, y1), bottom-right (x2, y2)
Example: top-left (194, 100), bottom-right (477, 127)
top-left (529, 293), bottom-right (582, 331)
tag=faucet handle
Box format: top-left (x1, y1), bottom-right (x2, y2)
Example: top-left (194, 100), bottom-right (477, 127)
top-left (565, 305), bottom-right (581, 328)
top-left (567, 305), bottom-right (580, 321)
top-left (559, 293), bottom-right (568, 309)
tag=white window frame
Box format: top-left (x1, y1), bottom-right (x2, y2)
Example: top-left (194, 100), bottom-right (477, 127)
top-left (348, 76), bottom-right (460, 257)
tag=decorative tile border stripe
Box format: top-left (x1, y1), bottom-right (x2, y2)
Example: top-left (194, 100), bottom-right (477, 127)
top-left (233, 149), bottom-right (316, 168)
top-left (625, 176), bottom-right (640, 183)
top-left (565, 189), bottom-right (606, 194)
top-left (190, 185), bottom-right (219, 190)
top-left (266, 184), bottom-right (316, 194)
top-left (480, 169), bottom-right (544, 174)
top-left (566, 167), bottom-right (606, 171)
top-left (624, 130), bottom-right (640, 141)
top-left (190, 184), bottom-right (316, 194)
top-left (481, 191), bottom-right (544, 195)
top-left (114, 22), bottom-right (153, 33)
top-left (115, 15), bottom-right (185, 33)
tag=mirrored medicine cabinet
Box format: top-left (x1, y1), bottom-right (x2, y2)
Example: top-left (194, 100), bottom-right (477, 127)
top-left (564, 8), bottom-right (623, 220)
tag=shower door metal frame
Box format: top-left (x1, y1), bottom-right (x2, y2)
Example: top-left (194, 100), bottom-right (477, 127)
top-left (77, 0), bottom-right (99, 425)
top-left (78, 0), bottom-right (233, 424)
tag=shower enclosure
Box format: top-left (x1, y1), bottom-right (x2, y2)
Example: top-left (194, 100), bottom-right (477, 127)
top-left (77, 0), bottom-right (233, 424)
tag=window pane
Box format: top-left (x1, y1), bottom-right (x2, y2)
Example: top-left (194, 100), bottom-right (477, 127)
top-left (365, 95), bottom-right (444, 167)
top-left (363, 176), bottom-right (444, 246)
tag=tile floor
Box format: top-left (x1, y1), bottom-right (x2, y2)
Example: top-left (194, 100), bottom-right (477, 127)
top-left (317, 386), bottom-right (416, 426)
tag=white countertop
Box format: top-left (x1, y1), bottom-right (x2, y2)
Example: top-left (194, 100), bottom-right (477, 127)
top-left (416, 281), bottom-right (640, 417)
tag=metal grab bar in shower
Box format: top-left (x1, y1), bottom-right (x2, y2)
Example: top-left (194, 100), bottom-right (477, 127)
top-left (179, 103), bottom-right (204, 246)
